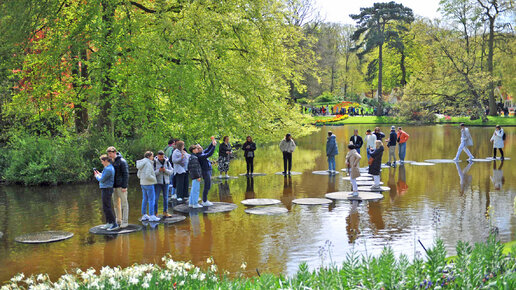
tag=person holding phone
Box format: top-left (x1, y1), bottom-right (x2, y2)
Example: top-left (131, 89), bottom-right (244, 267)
top-left (94, 155), bottom-right (118, 231)
top-left (218, 136), bottom-right (232, 178)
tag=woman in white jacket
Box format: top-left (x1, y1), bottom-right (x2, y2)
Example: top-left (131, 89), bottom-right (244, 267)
top-left (490, 125), bottom-right (505, 160)
top-left (136, 151), bottom-right (160, 222)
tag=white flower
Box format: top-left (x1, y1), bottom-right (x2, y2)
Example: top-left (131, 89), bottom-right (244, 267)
top-left (198, 273), bottom-right (206, 281)
top-left (210, 265), bottom-right (217, 272)
top-left (179, 281), bottom-right (185, 286)
top-left (142, 282), bottom-right (150, 288)
top-left (206, 257), bottom-right (214, 264)
top-left (11, 273), bottom-right (25, 282)
top-left (129, 277), bottom-right (139, 285)
top-left (240, 262), bottom-right (247, 270)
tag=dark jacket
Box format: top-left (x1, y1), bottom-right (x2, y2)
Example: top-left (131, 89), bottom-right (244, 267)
top-left (243, 141), bottom-right (256, 158)
top-left (387, 131), bottom-right (397, 147)
top-left (349, 135), bottom-right (363, 149)
top-left (368, 146), bottom-right (384, 176)
top-left (188, 155), bottom-right (202, 180)
top-left (196, 143), bottom-right (216, 171)
top-left (111, 153), bottom-right (129, 188)
top-left (374, 131), bottom-right (385, 141)
top-left (326, 135), bottom-right (339, 156)
top-left (219, 143), bottom-right (231, 158)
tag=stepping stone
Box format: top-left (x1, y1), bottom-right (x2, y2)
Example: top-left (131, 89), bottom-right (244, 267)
top-left (325, 191), bottom-right (384, 201)
top-left (241, 199), bottom-right (281, 206)
top-left (357, 186), bottom-right (391, 192)
top-left (342, 169), bottom-right (372, 177)
top-left (425, 159), bottom-right (460, 163)
top-left (381, 164), bottom-right (390, 168)
top-left (342, 176), bottom-right (373, 181)
top-left (274, 171), bottom-right (302, 176)
top-left (292, 198), bottom-right (332, 205)
top-left (245, 207), bottom-right (288, 215)
top-left (312, 170), bottom-right (340, 175)
top-left (89, 224), bottom-right (143, 235)
top-left (471, 158), bottom-right (493, 162)
top-left (173, 202), bottom-right (237, 214)
top-left (356, 180), bottom-right (384, 186)
top-left (144, 214), bottom-right (187, 224)
top-left (486, 157), bottom-right (510, 161)
top-left (410, 162), bottom-right (435, 166)
top-left (238, 173), bottom-right (267, 176)
top-left (213, 175), bottom-right (239, 180)
top-left (15, 231), bottom-right (74, 244)
top-left (400, 160), bottom-right (415, 164)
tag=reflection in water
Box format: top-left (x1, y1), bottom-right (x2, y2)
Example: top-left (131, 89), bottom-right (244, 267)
top-left (326, 174), bottom-right (336, 194)
top-left (245, 177), bottom-right (255, 200)
top-left (346, 201), bottom-right (360, 243)
top-left (387, 167), bottom-right (397, 201)
top-left (397, 165), bottom-right (408, 196)
top-left (189, 211), bottom-right (201, 236)
top-left (218, 181), bottom-right (232, 203)
top-left (368, 202), bottom-right (385, 233)
top-left (491, 161), bottom-right (504, 190)
top-left (455, 161), bottom-right (473, 194)
top-left (281, 177), bottom-right (294, 210)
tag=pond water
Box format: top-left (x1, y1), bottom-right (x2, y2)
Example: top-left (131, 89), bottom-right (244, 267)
top-left (0, 125), bottom-right (515, 281)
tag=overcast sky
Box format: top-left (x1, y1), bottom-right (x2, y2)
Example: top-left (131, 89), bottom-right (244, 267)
top-left (313, 0), bottom-right (442, 24)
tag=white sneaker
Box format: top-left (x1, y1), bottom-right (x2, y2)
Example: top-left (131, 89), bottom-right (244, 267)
top-left (192, 204), bottom-right (203, 208)
top-left (100, 223), bottom-right (112, 229)
top-left (218, 175), bottom-right (222, 179)
top-left (177, 198), bottom-right (183, 202)
top-left (141, 214), bottom-right (150, 221)
top-left (225, 174), bottom-right (229, 178)
top-left (202, 201), bottom-right (214, 207)
top-left (188, 204), bottom-right (194, 208)
top-left (148, 215), bottom-right (161, 222)
top-left (352, 191), bottom-right (359, 197)
top-left (171, 194), bottom-right (177, 199)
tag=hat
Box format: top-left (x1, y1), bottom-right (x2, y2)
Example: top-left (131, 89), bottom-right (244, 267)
top-left (157, 150), bottom-right (165, 155)
top-left (391, 126), bottom-right (395, 130)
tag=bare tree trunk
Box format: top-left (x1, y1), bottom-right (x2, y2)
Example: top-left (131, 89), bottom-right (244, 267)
top-left (400, 50), bottom-right (407, 87)
top-left (487, 19), bottom-right (497, 116)
top-left (377, 43), bottom-right (383, 116)
top-left (97, 0), bottom-right (115, 134)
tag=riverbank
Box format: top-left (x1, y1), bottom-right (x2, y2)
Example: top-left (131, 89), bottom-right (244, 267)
top-left (313, 115), bottom-right (516, 126)
top-left (3, 237), bottom-right (515, 289)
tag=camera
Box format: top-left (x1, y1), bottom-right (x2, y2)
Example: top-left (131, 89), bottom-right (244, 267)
top-left (93, 168), bottom-right (97, 171)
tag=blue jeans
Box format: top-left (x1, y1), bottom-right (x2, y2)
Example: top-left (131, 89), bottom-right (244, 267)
top-left (367, 148), bottom-right (372, 160)
top-left (202, 170), bottom-right (212, 202)
top-left (189, 179), bottom-right (201, 206)
top-left (154, 183), bottom-right (169, 213)
top-left (327, 155), bottom-right (336, 171)
top-left (141, 185), bottom-right (156, 216)
top-left (356, 148), bottom-right (361, 154)
top-left (398, 142), bottom-right (407, 161)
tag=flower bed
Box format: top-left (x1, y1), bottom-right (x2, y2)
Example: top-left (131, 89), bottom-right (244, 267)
top-left (315, 114), bottom-right (349, 124)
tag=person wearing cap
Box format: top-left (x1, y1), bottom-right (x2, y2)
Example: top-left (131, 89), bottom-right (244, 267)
top-left (386, 126), bottom-right (397, 167)
top-left (154, 150), bottom-right (173, 217)
top-left (396, 127), bottom-right (410, 164)
top-left (349, 129), bottom-right (363, 154)
top-left (453, 123), bottom-right (474, 162)
top-left (106, 146), bottom-right (129, 228)
top-left (326, 131), bottom-right (339, 173)
top-left (279, 133), bottom-right (296, 175)
top-left (365, 129), bottom-right (377, 160)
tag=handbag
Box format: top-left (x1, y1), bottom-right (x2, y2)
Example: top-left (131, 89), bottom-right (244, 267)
top-left (368, 157), bottom-right (373, 165)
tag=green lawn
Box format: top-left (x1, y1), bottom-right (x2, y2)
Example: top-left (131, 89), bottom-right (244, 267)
top-left (314, 116), bottom-right (405, 125)
top-left (436, 116), bottom-right (516, 126)
top-left (313, 115), bottom-right (516, 126)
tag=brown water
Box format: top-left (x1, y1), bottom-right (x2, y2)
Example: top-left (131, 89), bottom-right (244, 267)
top-left (0, 125), bottom-right (515, 281)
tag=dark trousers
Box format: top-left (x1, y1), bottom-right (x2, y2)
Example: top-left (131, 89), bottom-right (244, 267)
top-left (201, 170), bottom-right (212, 202)
top-left (246, 157), bottom-right (254, 174)
top-left (283, 152), bottom-right (292, 173)
top-left (175, 173), bottom-right (189, 199)
top-left (101, 188), bottom-right (116, 224)
top-left (493, 148), bottom-right (504, 158)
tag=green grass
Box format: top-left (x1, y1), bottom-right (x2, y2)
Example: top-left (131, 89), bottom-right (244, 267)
top-left (314, 116), bottom-right (405, 125)
top-left (313, 115), bottom-right (516, 126)
top-left (436, 116), bottom-right (516, 126)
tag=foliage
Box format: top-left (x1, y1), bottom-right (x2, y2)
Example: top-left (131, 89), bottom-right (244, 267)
top-left (314, 114), bottom-right (349, 124)
top-left (296, 97), bottom-right (309, 104)
top-left (314, 91), bottom-right (338, 103)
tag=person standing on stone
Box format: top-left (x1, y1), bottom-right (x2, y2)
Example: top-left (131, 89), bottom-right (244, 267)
top-left (373, 127), bottom-right (386, 141)
top-left (94, 154), bottom-right (118, 231)
top-left (188, 145), bottom-right (203, 208)
top-left (396, 127), bottom-right (410, 164)
top-left (164, 138), bottom-right (178, 198)
top-left (453, 123), bottom-right (474, 162)
top-left (385, 126), bottom-right (397, 167)
top-left (326, 131), bottom-right (339, 173)
top-left (349, 129), bottom-right (363, 154)
top-left (218, 136), bottom-right (232, 178)
top-left (195, 138), bottom-right (217, 206)
top-left (172, 141), bottom-right (190, 202)
top-left (243, 136), bottom-right (257, 175)
top-left (368, 141), bottom-right (384, 190)
top-left (346, 144), bottom-right (361, 197)
top-left (279, 133), bottom-right (296, 175)
top-left (106, 146), bottom-right (129, 229)
top-left (490, 125), bottom-right (504, 160)
top-left (365, 129), bottom-right (377, 160)
top-left (137, 151), bottom-right (160, 222)
top-left (153, 150), bottom-right (173, 217)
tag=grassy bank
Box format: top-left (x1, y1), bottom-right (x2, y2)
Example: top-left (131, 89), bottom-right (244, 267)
top-left (3, 237), bottom-right (516, 289)
top-left (313, 115), bottom-right (516, 126)
top-left (436, 116), bottom-right (516, 126)
top-left (314, 116), bottom-right (405, 125)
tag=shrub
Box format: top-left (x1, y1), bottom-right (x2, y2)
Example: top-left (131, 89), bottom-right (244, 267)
top-left (314, 92), bottom-right (337, 103)
top-left (296, 97), bottom-right (309, 104)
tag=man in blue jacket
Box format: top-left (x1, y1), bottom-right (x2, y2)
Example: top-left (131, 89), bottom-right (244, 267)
top-left (195, 137), bottom-right (218, 206)
top-left (95, 155), bottom-right (118, 231)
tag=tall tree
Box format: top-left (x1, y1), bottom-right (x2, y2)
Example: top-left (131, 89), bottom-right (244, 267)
top-left (350, 1), bottom-right (414, 115)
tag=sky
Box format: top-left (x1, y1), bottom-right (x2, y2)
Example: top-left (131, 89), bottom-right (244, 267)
top-left (313, 0), bottom-right (442, 24)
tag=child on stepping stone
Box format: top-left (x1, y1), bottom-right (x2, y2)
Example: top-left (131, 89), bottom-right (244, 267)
top-left (346, 143), bottom-right (361, 197)
top-left (188, 145), bottom-right (203, 208)
top-left (368, 140), bottom-right (384, 189)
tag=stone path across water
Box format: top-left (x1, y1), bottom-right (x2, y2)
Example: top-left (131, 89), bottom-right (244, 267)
top-left (425, 159), bottom-right (460, 163)
top-left (312, 170), bottom-right (340, 175)
top-left (292, 198), bottom-right (333, 205)
top-left (89, 224), bottom-right (143, 235)
top-left (274, 172), bottom-right (302, 176)
top-left (356, 181), bottom-right (384, 186)
top-left (173, 202), bottom-right (237, 214)
top-left (410, 162), bottom-right (436, 166)
top-left (15, 231), bottom-right (74, 244)
top-left (241, 199), bottom-right (282, 206)
top-left (325, 191), bottom-right (384, 201)
top-left (357, 186), bottom-right (391, 192)
top-left (245, 207), bottom-right (288, 215)
top-left (342, 176), bottom-right (373, 181)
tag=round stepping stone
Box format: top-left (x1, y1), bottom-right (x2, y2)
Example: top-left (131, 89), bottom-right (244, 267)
top-left (357, 186), bottom-right (390, 192)
top-left (342, 176), bottom-right (373, 181)
top-left (245, 207), bottom-right (288, 215)
top-left (274, 171), bottom-right (302, 176)
top-left (292, 198), bottom-right (332, 205)
top-left (381, 164), bottom-right (390, 168)
top-left (15, 231), bottom-right (73, 244)
top-left (312, 170), bottom-right (340, 175)
top-left (151, 214), bottom-right (187, 224)
top-left (471, 158), bottom-right (493, 162)
top-left (325, 191), bottom-right (384, 201)
top-left (425, 159), bottom-right (460, 163)
top-left (213, 175), bottom-right (239, 180)
top-left (238, 173), bottom-right (267, 177)
top-left (89, 224), bottom-right (143, 235)
top-left (410, 162), bottom-right (435, 166)
top-left (241, 199), bottom-right (281, 206)
top-left (401, 160), bottom-right (415, 164)
top-left (356, 180), bottom-right (384, 186)
top-left (342, 169), bottom-right (372, 177)
top-left (486, 157), bottom-right (510, 161)
top-left (173, 202), bottom-right (237, 214)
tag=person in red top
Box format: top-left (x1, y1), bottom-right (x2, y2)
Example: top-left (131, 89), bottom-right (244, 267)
top-left (397, 127), bottom-right (409, 164)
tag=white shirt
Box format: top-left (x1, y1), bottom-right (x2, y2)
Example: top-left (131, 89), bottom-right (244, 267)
top-left (365, 134), bottom-right (377, 150)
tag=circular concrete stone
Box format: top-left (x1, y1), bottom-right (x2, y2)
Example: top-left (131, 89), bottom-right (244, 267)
top-left (275, 171), bottom-right (302, 176)
top-left (245, 207), bottom-right (288, 215)
top-left (357, 186), bottom-right (391, 192)
top-left (342, 176), bottom-right (373, 181)
top-left (15, 231), bottom-right (73, 244)
top-left (325, 191), bottom-right (384, 201)
top-left (342, 169), bottom-right (372, 176)
top-left (89, 224), bottom-right (143, 235)
top-left (381, 164), bottom-right (390, 168)
top-left (471, 158), bottom-right (493, 162)
top-left (425, 159), bottom-right (460, 163)
top-left (173, 202), bottom-right (237, 214)
top-left (241, 199), bottom-right (281, 206)
top-left (399, 160), bottom-right (415, 164)
top-left (292, 198), bottom-right (333, 205)
top-left (410, 162), bottom-right (435, 166)
top-left (486, 157), bottom-right (510, 161)
top-left (238, 173), bottom-right (267, 177)
top-left (356, 180), bottom-right (384, 186)
top-left (312, 170), bottom-right (340, 175)
top-left (213, 175), bottom-right (239, 180)
top-left (154, 214), bottom-right (187, 224)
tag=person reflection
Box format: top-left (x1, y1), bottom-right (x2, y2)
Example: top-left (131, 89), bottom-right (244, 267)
top-left (190, 214), bottom-right (213, 264)
top-left (218, 181), bottom-right (232, 203)
top-left (490, 161), bottom-right (504, 190)
top-left (396, 164), bottom-right (408, 196)
top-left (455, 161), bottom-right (473, 195)
top-left (387, 167), bottom-right (397, 201)
top-left (281, 176), bottom-right (294, 210)
top-left (189, 210), bottom-right (201, 237)
top-left (367, 201), bottom-right (385, 233)
top-left (142, 225), bottom-right (159, 263)
top-left (346, 200), bottom-right (360, 243)
top-left (327, 173), bottom-right (336, 193)
top-left (245, 176), bottom-right (255, 200)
